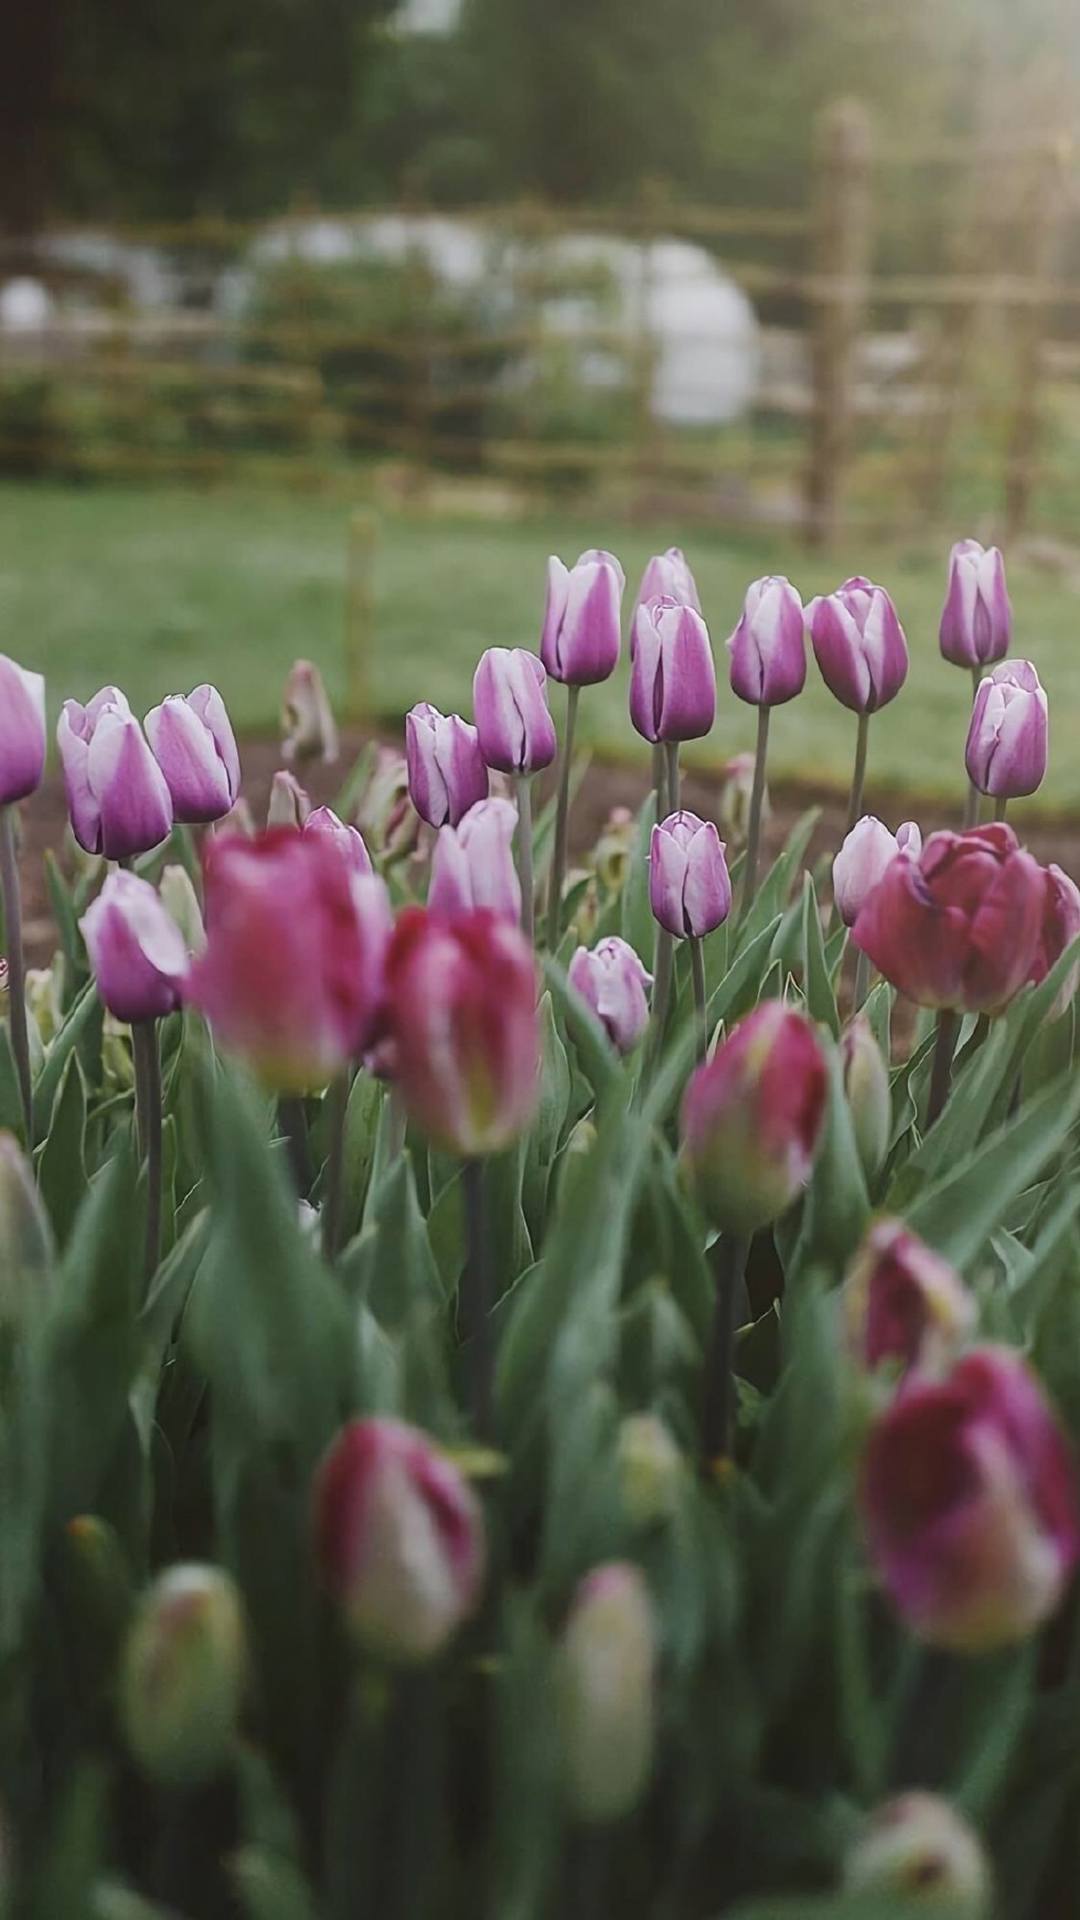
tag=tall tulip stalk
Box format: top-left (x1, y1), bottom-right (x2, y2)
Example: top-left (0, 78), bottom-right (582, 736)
top-left (939, 539), bottom-right (1012, 826)
top-left (807, 578), bottom-right (909, 832)
top-left (473, 648), bottom-right (557, 946)
top-left (726, 576), bottom-right (806, 916)
top-left (540, 550), bottom-right (624, 949)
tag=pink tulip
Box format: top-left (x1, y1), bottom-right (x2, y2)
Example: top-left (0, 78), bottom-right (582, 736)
top-left (385, 908), bottom-right (539, 1156)
top-left (144, 685), bottom-right (240, 824)
top-left (80, 871), bottom-right (188, 1023)
top-left (807, 577), bottom-right (908, 713)
top-left (853, 823), bottom-right (1047, 1013)
top-left (965, 661), bottom-right (1048, 799)
top-left (939, 539), bottom-right (1011, 670)
top-left (0, 656), bottom-right (46, 805)
top-left (57, 687), bottom-right (173, 860)
top-left (314, 1417), bottom-right (485, 1661)
top-left (302, 805), bottom-right (373, 879)
top-left (629, 598), bottom-right (716, 744)
top-left (727, 575), bottom-right (806, 708)
top-left (540, 549), bottom-right (625, 686)
top-left (843, 1219), bottom-right (975, 1380)
top-left (405, 702), bottom-right (488, 828)
top-left (428, 797), bottom-right (521, 924)
top-left (649, 811), bottom-right (731, 939)
top-left (568, 937), bottom-right (652, 1054)
top-left (862, 1346), bottom-right (1080, 1650)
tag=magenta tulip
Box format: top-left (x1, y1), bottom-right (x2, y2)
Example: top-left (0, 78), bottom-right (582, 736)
top-left (965, 661), bottom-right (1048, 799)
top-left (428, 797), bottom-right (521, 924)
top-left (404, 702), bottom-right (488, 829)
top-left (843, 1219), bottom-right (975, 1380)
top-left (649, 811), bottom-right (731, 939)
top-left (1029, 862), bottom-right (1080, 1021)
top-left (473, 649), bottom-right (557, 776)
top-left (807, 577), bottom-right (909, 713)
top-left (862, 1345), bottom-right (1080, 1650)
top-left (0, 657), bottom-right (46, 805)
top-left (144, 686), bottom-right (240, 825)
top-left (80, 871), bottom-right (189, 1024)
top-left (541, 549), bottom-right (624, 686)
top-left (939, 539), bottom-right (1012, 670)
top-left (632, 547), bottom-right (700, 628)
top-left (727, 575), bottom-right (806, 708)
top-left (568, 937), bottom-right (652, 1054)
top-left (853, 823), bottom-right (1047, 1014)
top-left (302, 805), bottom-right (373, 879)
top-left (629, 598), bottom-right (716, 744)
top-left (57, 687), bottom-right (173, 860)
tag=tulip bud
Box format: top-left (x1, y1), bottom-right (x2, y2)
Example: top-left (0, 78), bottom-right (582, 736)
top-left (80, 871), bottom-right (188, 1024)
top-left (853, 823), bottom-right (1047, 1014)
top-left (159, 864), bottom-right (206, 957)
top-left (939, 538), bottom-right (1011, 671)
top-left (807, 577), bottom-right (909, 713)
top-left (727, 575), bottom-right (806, 708)
top-left (427, 797), bottom-right (521, 924)
top-left (303, 805), bottom-right (374, 879)
top-left (629, 598), bottom-right (716, 744)
top-left (965, 661), bottom-right (1048, 799)
top-left (568, 936), bottom-right (652, 1055)
top-left (25, 965), bottom-right (62, 1046)
top-left (405, 702), bottom-right (488, 829)
top-left (556, 1564), bottom-right (656, 1824)
top-left (281, 659), bottom-right (338, 766)
top-left (862, 1345), bottom-right (1080, 1650)
top-left (213, 795), bottom-right (255, 839)
top-left (840, 1015), bottom-right (891, 1180)
top-left (617, 1413), bottom-right (682, 1528)
top-left (0, 1132), bottom-right (53, 1322)
top-left (1029, 862), bottom-right (1080, 1020)
top-left (144, 685), bottom-right (241, 824)
top-left (356, 747), bottom-right (421, 865)
top-left (593, 805), bottom-right (637, 897)
top-left (267, 769), bottom-right (310, 829)
top-left (473, 648), bottom-right (557, 775)
top-left (632, 547), bottom-right (701, 625)
top-left (314, 1417), bottom-right (485, 1661)
top-left (844, 1793), bottom-right (992, 1915)
top-left (680, 1003), bottom-right (828, 1235)
top-left (649, 811), bottom-right (731, 940)
top-left (121, 1565), bottom-right (247, 1785)
top-left (833, 816), bottom-right (901, 930)
top-left (0, 655), bottom-right (46, 805)
top-left (843, 1218), bottom-right (975, 1380)
top-left (716, 752), bottom-right (765, 849)
top-left (540, 549), bottom-right (625, 686)
top-left (570, 873), bottom-right (600, 945)
top-left (896, 818), bottom-right (922, 857)
top-left (386, 908), bottom-right (539, 1156)
top-left (57, 687), bottom-right (173, 860)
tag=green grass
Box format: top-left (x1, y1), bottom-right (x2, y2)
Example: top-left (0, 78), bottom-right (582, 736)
top-left (3, 478), bottom-right (1080, 813)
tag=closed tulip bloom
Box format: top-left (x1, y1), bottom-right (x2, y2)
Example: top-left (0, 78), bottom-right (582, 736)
top-left (314, 1417), bottom-right (484, 1662)
top-left (844, 1794), bottom-right (992, 1915)
top-left (965, 661), bottom-right (1048, 799)
top-left (853, 823), bottom-right (1047, 1014)
top-left (632, 547), bottom-right (701, 628)
top-left (833, 815), bottom-right (901, 929)
top-left (144, 685), bottom-right (240, 824)
top-left (727, 575), bottom-right (806, 707)
top-left (188, 830), bottom-right (391, 1092)
top-left (807, 577), bottom-right (909, 713)
top-left (159, 864), bottom-right (206, 957)
top-left (80, 871), bottom-right (188, 1024)
top-left (895, 818), bottom-right (922, 857)
top-left (940, 538), bottom-right (1012, 670)
top-left (0, 656), bottom-right (46, 805)
top-left (862, 1345), bottom-right (1080, 1651)
top-left (843, 1219), bottom-right (975, 1380)
top-left (681, 1002), bottom-right (828, 1236)
top-left (428, 797), bottom-right (521, 924)
top-left (630, 598), bottom-right (716, 743)
top-left (717, 752), bottom-right (764, 848)
top-left (303, 805), bottom-right (374, 879)
top-left (840, 1014), bottom-right (891, 1180)
top-left (568, 937), bottom-right (652, 1054)
top-left (557, 1564), bottom-right (656, 1825)
top-left (386, 908), bottom-right (539, 1156)
top-left (356, 747), bottom-right (420, 865)
top-left (121, 1566), bottom-right (247, 1786)
top-left (649, 811), bottom-right (731, 939)
top-left (1029, 862), bottom-right (1080, 1021)
top-left (281, 659), bottom-right (338, 766)
top-left (405, 702), bottom-right (488, 828)
top-left (57, 687), bottom-right (173, 860)
top-left (541, 549), bottom-right (625, 686)
top-left (267, 769), bottom-right (310, 829)
top-left (473, 649), bottom-right (557, 775)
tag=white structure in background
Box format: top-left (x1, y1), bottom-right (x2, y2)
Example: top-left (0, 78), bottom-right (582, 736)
top-left (0, 278), bottom-right (53, 331)
top-left (396, 0), bottom-right (462, 30)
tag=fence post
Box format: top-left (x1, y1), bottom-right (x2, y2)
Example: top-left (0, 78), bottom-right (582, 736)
top-left (803, 98), bottom-right (873, 548)
top-left (344, 508), bottom-right (378, 725)
top-left (1002, 134), bottom-right (1069, 545)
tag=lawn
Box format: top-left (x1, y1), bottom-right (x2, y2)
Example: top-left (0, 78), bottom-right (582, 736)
top-left (3, 478), bottom-right (1080, 813)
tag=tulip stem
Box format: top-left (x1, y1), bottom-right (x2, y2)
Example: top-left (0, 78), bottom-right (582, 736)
top-left (546, 684), bottom-right (579, 951)
top-left (644, 929), bottom-right (674, 1084)
top-left (663, 742), bottom-right (681, 819)
top-left (963, 668), bottom-right (982, 828)
top-left (651, 744), bottom-right (665, 815)
top-left (132, 1018), bottom-right (162, 1279)
top-left (738, 705), bottom-right (771, 921)
top-left (690, 937), bottom-right (708, 1061)
top-left (461, 1157), bottom-right (494, 1441)
top-left (994, 795), bottom-right (1008, 823)
top-left (0, 806), bottom-right (32, 1144)
top-left (514, 775), bottom-right (535, 947)
top-left (927, 1007), bottom-right (959, 1127)
top-left (702, 1232), bottom-right (750, 1470)
top-left (846, 711), bottom-right (870, 834)
top-left (853, 946), bottom-right (871, 1012)
top-left (321, 1072), bottom-right (349, 1263)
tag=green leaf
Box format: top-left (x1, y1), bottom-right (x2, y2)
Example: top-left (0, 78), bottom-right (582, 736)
top-left (787, 1041), bottom-right (869, 1278)
top-left (35, 1050), bottom-right (88, 1249)
top-left (619, 788), bottom-right (657, 965)
top-left (800, 870), bottom-right (839, 1037)
top-left (32, 980), bottom-right (102, 1142)
top-left (705, 917), bottom-right (783, 1038)
top-left (44, 849), bottom-right (86, 987)
top-left (736, 808), bottom-right (820, 957)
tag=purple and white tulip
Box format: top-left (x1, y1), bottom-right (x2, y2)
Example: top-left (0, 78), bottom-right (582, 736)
top-left (649, 812), bottom-right (731, 940)
top-left (540, 550), bottom-right (624, 686)
top-left (57, 687), bottom-right (173, 861)
top-left (807, 578), bottom-right (909, 713)
top-left (0, 657), bottom-right (46, 805)
top-left (473, 649), bottom-right (557, 776)
top-left (80, 871), bottom-right (189, 1024)
top-left (965, 661), bottom-right (1048, 799)
top-left (405, 703), bottom-right (488, 829)
top-left (727, 575), bottom-right (806, 708)
top-left (939, 539), bottom-right (1012, 670)
top-left (568, 937), bottom-right (652, 1054)
top-left (144, 685), bottom-right (240, 824)
top-left (629, 598), bottom-right (716, 744)
top-left (428, 797), bottom-right (522, 924)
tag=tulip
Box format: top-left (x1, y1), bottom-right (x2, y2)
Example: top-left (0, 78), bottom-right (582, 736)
top-left (727, 575), bottom-right (806, 709)
top-left (0, 656), bottom-right (46, 806)
top-left (568, 936), bottom-right (652, 1055)
top-left (540, 549), bottom-right (624, 686)
top-left (144, 685), bottom-right (241, 824)
top-left (807, 577), bottom-right (909, 715)
top-left (473, 648), bottom-right (557, 777)
top-left (188, 830), bottom-right (392, 1093)
top-left (385, 907), bottom-right (539, 1158)
top-left (632, 547), bottom-right (701, 625)
top-left (57, 687), bottom-right (173, 860)
top-left (861, 1345), bottom-right (1080, 1650)
top-left (896, 819), bottom-right (922, 856)
top-left (159, 864), bottom-right (207, 957)
top-left (405, 702), bottom-right (488, 828)
top-left (965, 660), bottom-right (1048, 800)
top-left (267, 769), bottom-right (310, 829)
top-left (557, 1564), bottom-right (656, 1825)
top-left (617, 1414), bottom-right (682, 1529)
top-left (843, 1218), bottom-right (975, 1379)
top-left (594, 806), bottom-right (637, 897)
top-left (852, 823), bottom-right (1047, 1015)
top-left (303, 805), bottom-right (374, 879)
top-left (629, 597), bottom-right (716, 749)
top-left (121, 1565), bottom-right (247, 1784)
top-left (314, 1417), bottom-right (485, 1661)
top-left (650, 811), bottom-right (731, 940)
top-left (80, 871), bottom-right (189, 1024)
top-left (681, 1002), bottom-right (829, 1237)
top-left (840, 1014), bottom-right (891, 1179)
top-left (1029, 862), bottom-right (1080, 1021)
top-left (281, 659), bottom-right (338, 765)
top-left (717, 752), bottom-right (764, 850)
top-left (356, 747), bottom-right (421, 866)
top-left (428, 797), bottom-right (521, 924)
top-left (939, 538), bottom-right (1012, 671)
top-left (844, 1793), bottom-right (992, 1916)
top-left (833, 815), bottom-right (901, 929)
